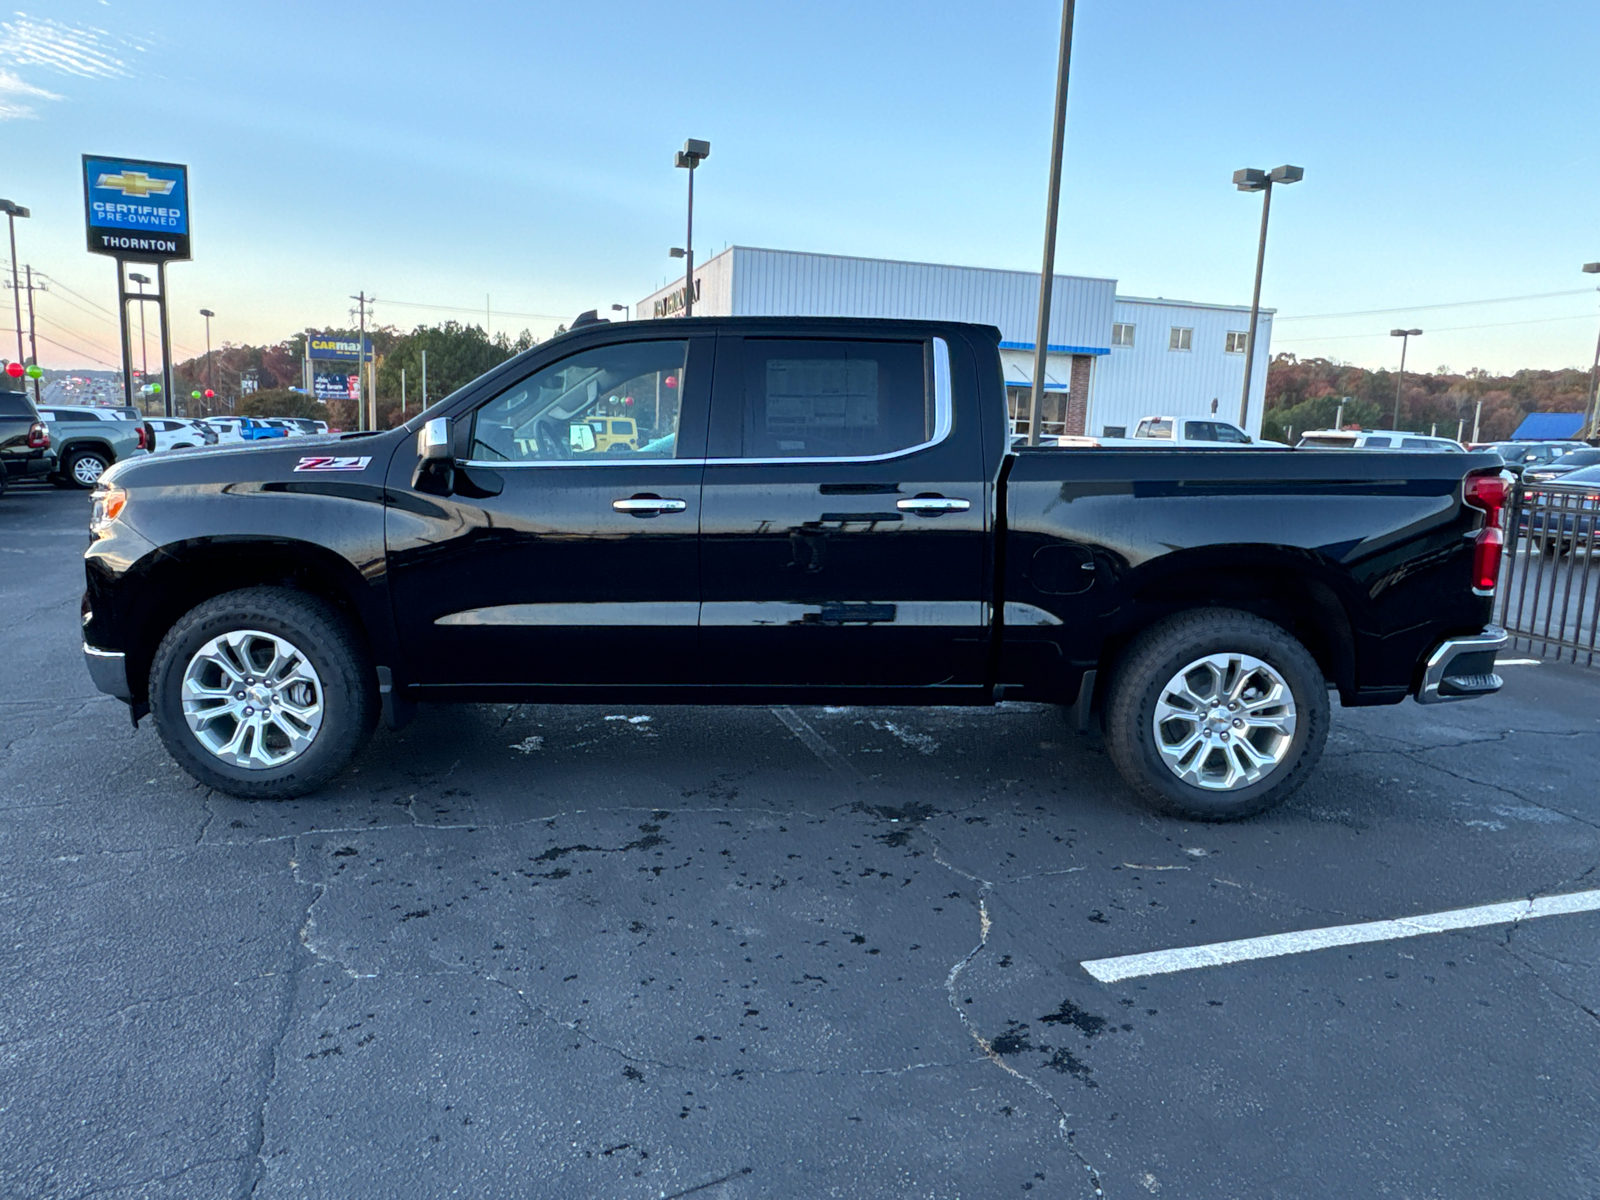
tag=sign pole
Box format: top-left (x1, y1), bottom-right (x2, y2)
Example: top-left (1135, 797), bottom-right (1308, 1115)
top-left (156, 260), bottom-right (175, 417)
top-left (116, 262), bottom-right (135, 407)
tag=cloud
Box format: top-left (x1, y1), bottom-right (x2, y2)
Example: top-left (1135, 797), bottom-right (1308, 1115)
top-left (0, 67), bottom-right (62, 120)
top-left (2, 13), bottom-right (129, 79)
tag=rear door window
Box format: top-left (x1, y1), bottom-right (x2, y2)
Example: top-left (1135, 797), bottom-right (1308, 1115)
top-left (1363, 436), bottom-right (1392, 448)
top-left (731, 338), bottom-right (935, 459)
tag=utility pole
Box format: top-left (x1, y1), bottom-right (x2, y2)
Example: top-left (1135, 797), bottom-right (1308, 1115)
top-left (421, 349), bottom-right (428, 410)
top-left (23, 265), bottom-right (44, 404)
top-left (401, 368), bottom-right (406, 417)
top-left (1027, 0), bottom-right (1077, 447)
top-left (1473, 397), bottom-right (1483, 444)
top-left (350, 291), bottom-right (371, 429)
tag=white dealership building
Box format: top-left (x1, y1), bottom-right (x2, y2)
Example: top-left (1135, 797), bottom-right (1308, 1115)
top-left (635, 246), bottom-right (1273, 439)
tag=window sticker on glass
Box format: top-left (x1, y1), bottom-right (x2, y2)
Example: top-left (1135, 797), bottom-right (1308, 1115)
top-left (739, 339), bottom-right (931, 459)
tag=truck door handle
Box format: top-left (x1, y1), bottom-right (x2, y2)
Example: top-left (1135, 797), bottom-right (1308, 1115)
top-left (896, 495), bottom-right (971, 515)
top-left (613, 495), bottom-right (688, 516)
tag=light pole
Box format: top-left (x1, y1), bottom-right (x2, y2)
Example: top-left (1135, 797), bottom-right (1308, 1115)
top-left (673, 139), bottom-right (710, 317)
top-left (129, 272), bottom-right (152, 395)
top-left (199, 309), bottom-right (215, 403)
top-left (1233, 165), bottom-right (1304, 433)
top-left (1026, 0), bottom-right (1078, 447)
top-left (1583, 262), bottom-right (1600, 438)
top-left (611, 303), bottom-right (630, 322)
top-left (0, 199), bottom-right (27, 367)
top-left (1390, 328), bottom-right (1422, 430)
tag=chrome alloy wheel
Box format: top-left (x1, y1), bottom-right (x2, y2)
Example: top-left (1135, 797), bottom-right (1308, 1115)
top-left (1151, 653), bottom-right (1297, 791)
top-left (72, 454), bottom-right (106, 487)
top-left (181, 630), bottom-right (325, 769)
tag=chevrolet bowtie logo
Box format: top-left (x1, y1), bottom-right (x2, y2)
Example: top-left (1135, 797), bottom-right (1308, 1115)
top-left (96, 170), bottom-right (175, 198)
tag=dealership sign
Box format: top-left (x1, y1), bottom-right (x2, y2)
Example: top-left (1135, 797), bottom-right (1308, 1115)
top-left (652, 278), bottom-right (702, 319)
top-left (307, 335), bottom-right (374, 362)
top-left (314, 372), bottom-right (362, 401)
top-left (82, 155), bottom-right (190, 260)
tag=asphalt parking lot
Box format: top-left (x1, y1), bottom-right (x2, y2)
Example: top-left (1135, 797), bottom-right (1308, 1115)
top-left (3, 481), bottom-right (1598, 1200)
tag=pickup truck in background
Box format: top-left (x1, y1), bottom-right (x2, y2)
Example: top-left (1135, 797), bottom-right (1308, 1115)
top-left (0, 390), bottom-right (53, 494)
top-left (80, 316), bottom-right (1509, 821)
top-left (35, 405), bottom-right (148, 488)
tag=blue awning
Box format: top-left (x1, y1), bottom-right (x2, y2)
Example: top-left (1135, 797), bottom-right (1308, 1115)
top-left (1511, 412), bottom-right (1587, 440)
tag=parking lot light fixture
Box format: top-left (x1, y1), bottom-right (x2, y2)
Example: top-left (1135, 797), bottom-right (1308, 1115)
top-left (1583, 263), bottom-right (1600, 436)
top-left (1233, 165), bottom-right (1303, 433)
top-left (1390, 328), bottom-right (1422, 430)
top-left (612, 303), bottom-right (630, 321)
top-left (199, 309), bottom-right (216, 398)
top-left (673, 139), bottom-right (709, 318)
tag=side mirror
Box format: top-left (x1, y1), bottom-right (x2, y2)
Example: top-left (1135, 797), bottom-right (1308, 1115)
top-left (419, 417), bottom-right (452, 461)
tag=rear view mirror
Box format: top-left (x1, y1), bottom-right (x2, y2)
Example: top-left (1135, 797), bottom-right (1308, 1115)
top-left (569, 423), bottom-right (597, 453)
top-left (419, 417), bottom-right (452, 460)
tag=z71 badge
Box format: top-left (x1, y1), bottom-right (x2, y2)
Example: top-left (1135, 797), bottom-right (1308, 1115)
top-left (294, 456), bottom-right (372, 472)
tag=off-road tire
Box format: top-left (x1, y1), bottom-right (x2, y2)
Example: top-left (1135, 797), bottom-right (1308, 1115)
top-left (1103, 608), bottom-right (1330, 821)
top-left (149, 587), bottom-right (376, 798)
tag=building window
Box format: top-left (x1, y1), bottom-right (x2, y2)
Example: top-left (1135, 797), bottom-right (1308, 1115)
top-left (1225, 331), bottom-right (1249, 354)
top-left (1169, 327), bottom-right (1193, 352)
top-left (1111, 323), bottom-right (1135, 348)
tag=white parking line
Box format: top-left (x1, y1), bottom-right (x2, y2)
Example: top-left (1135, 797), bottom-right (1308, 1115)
top-left (1080, 888), bottom-right (1600, 983)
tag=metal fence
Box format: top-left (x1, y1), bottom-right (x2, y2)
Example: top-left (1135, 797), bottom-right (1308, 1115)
top-left (1497, 481), bottom-right (1600, 665)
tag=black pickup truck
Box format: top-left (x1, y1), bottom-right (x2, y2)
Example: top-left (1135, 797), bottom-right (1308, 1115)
top-left (81, 316), bottom-right (1509, 819)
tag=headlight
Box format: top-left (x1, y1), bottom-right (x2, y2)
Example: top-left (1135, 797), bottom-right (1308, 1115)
top-left (90, 486), bottom-right (127, 538)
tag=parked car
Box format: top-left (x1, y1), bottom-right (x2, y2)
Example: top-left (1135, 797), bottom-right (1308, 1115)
top-left (82, 315), bottom-right (1509, 821)
top-left (1126, 416), bottom-right (1284, 447)
top-left (1521, 446), bottom-right (1600, 484)
top-left (262, 418), bottom-right (329, 436)
top-left (205, 416), bottom-right (291, 445)
top-left (1517, 464), bottom-right (1600, 554)
top-left (1482, 440), bottom-right (1582, 475)
top-left (147, 418), bottom-right (219, 451)
top-left (34, 405), bottom-right (148, 488)
top-left (0, 390), bottom-right (54, 494)
top-left (1297, 429), bottom-right (1465, 452)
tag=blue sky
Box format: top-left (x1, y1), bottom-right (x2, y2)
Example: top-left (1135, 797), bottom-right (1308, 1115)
top-left (5, 0), bottom-right (1599, 375)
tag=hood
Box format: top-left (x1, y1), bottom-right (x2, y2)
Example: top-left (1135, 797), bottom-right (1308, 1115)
top-left (102, 428), bottom-right (400, 489)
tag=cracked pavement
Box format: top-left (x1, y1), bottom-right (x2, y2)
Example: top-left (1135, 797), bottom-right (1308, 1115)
top-left (3, 485), bottom-right (1599, 1198)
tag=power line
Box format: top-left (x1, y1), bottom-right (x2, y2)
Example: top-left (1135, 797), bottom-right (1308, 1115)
top-left (377, 297), bottom-right (564, 321)
top-left (1276, 312), bottom-right (1597, 344)
top-left (35, 272), bottom-right (119, 318)
top-left (1276, 287), bottom-right (1599, 323)
top-left (31, 331), bottom-right (119, 369)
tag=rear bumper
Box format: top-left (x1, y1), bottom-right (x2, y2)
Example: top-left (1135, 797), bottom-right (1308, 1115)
top-left (83, 643), bottom-right (132, 701)
top-left (1416, 625), bottom-right (1507, 704)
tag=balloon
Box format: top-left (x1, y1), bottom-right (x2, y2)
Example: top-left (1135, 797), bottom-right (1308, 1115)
top-left (25, 364), bottom-right (42, 379)
top-left (6, 361), bottom-right (24, 378)
top-left (204, 389), bottom-right (215, 399)
top-left (191, 390), bottom-right (201, 399)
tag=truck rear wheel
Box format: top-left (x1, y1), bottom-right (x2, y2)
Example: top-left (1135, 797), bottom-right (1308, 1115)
top-left (149, 587), bottom-right (377, 799)
top-left (1103, 608), bottom-right (1329, 821)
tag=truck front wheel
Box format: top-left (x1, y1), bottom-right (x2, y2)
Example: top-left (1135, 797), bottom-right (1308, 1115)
top-left (149, 587), bottom-right (377, 799)
top-left (1103, 609), bottom-right (1329, 821)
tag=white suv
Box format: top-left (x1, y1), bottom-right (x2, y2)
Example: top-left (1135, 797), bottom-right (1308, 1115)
top-left (1297, 430), bottom-right (1464, 452)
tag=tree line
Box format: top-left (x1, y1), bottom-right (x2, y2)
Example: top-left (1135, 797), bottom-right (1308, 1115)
top-left (1263, 354), bottom-right (1593, 443)
top-left (170, 322), bottom-right (541, 428)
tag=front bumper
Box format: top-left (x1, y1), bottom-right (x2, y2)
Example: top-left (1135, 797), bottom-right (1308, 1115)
top-left (83, 643), bottom-right (132, 701)
top-left (1416, 625), bottom-right (1507, 704)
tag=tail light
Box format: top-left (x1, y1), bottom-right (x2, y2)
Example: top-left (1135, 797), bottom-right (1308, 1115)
top-left (136, 425), bottom-right (149, 450)
top-left (1463, 470), bottom-right (1511, 595)
top-left (26, 421), bottom-right (48, 450)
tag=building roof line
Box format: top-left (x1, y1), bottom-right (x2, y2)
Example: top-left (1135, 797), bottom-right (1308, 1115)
top-left (726, 245), bottom-right (1119, 287)
top-left (1116, 294), bottom-right (1277, 315)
